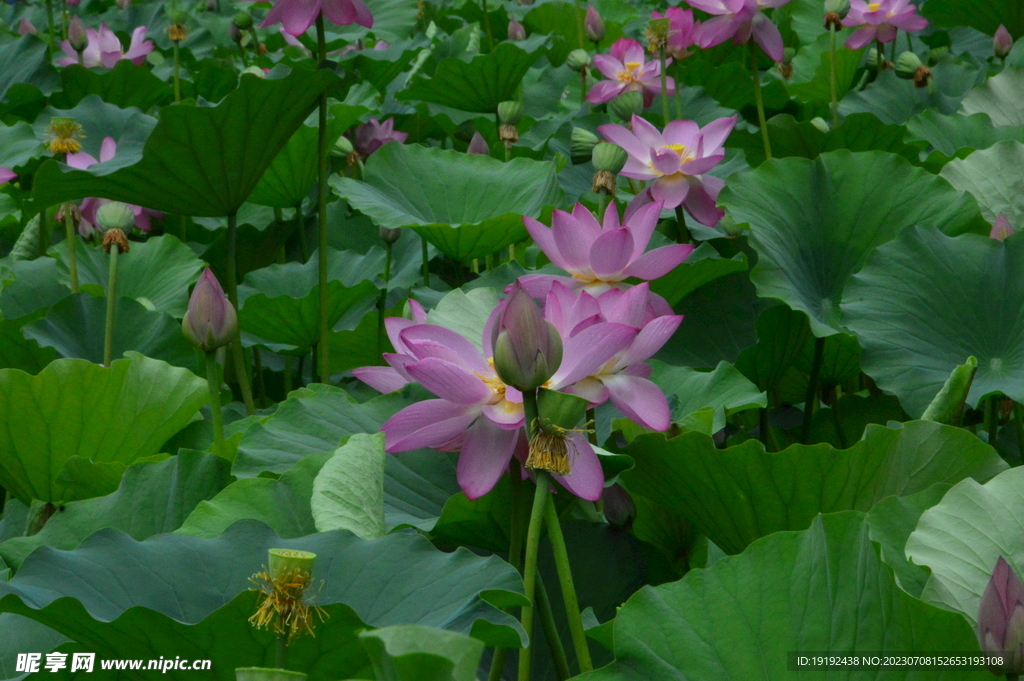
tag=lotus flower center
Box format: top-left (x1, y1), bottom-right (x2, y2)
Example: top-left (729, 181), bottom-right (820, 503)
top-left (867, 2), bottom-right (881, 10)
top-left (618, 61), bottom-right (643, 82)
top-left (476, 358), bottom-right (508, 403)
top-left (662, 143), bottom-right (694, 162)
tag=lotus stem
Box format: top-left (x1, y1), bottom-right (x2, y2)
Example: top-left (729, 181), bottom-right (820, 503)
top-left (421, 236), bottom-right (430, 287)
top-left (63, 204), bottom-right (79, 292)
top-left (890, 34), bottom-right (897, 63)
top-left (276, 633), bottom-right (288, 669)
top-left (283, 355), bottom-right (293, 395)
top-left (487, 459), bottom-right (528, 681)
top-left (1014, 404), bottom-right (1024, 462)
top-left (173, 41), bottom-right (182, 103)
top-left (759, 407), bottom-right (773, 451)
top-left (543, 498), bottom-right (593, 674)
top-left (253, 346), bottom-right (267, 409)
top-left (294, 203), bottom-right (307, 263)
top-left (378, 241), bottom-right (392, 354)
top-left (831, 386), bottom-right (847, 449)
top-left (316, 14), bottom-right (331, 385)
top-left (801, 336), bottom-right (825, 444)
top-left (749, 42), bottom-right (772, 161)
top-left (225, 212), bottom-right (257, 415)
top-left (674, 205), bottom-right (691, 244)
top-left (205, 351), bottom-right (226, 457)
top-left (481, 0), bottom-right (494, 51)
top-left (103, 241), bottom-right (119, 367)
top-left (585, 407), bottom-right (598, 445)
top-left (574, 0), bottom-right (586, 49)
top-left (875, 38), bottom-right (883, 80)
top-left (44, 0), bottom-right (56, 54)
top-left (518, 389), bottom-right (548, 681)
top-left (536, 571), bottom-right (571, 681)
top-left (987, 395), bottom-right (999, 447)
top-left (829, 23), bottom-right (839, 128)
top-left (659, 48), bottom-right (671, 124)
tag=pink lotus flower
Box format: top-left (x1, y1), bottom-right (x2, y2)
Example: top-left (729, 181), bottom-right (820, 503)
top-left (56, 23), bottom-right (153, 68)
top-left (652, 7), bottom-right (699, 60)
top-left (0, 168), bottom-right (15, 184)
top-left (991, 214), bottom-right (1015, 242)
top-left (588, 38), bottom-right (676, 107)
top-left (257, 0), bottom-right (372, 36)
top-left (64, 137), bottom-right (162, 235)
top-left (689, 0), bottom-right (790, 63)
top-left (599, 114), bottom-right (736, 226)
top-left (841, 0), bottom-right (928, 49)
top-left (520, 202), bottom-right (694, 306)
top-left (354, 117), bottom-right (408, 157)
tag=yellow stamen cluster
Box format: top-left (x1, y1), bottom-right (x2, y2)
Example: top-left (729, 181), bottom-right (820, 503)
top-left (248, 566), bottom-right (327, 642)
top-left (46, 118), bottom-right (84, 156)
top-left (167, 23), bottom-right (187, 41)
top-left (525, 419), bottom-right (594, 476)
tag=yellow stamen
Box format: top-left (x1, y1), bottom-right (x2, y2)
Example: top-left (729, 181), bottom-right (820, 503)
top-left (248, 566), bottom-right (327, 642)
top-left (474, 358), bottom-right (508, 402)
top-left (45, 119), bottom-right (85, 156)
top-left (525, 419), bottom-right (594, 476)
top-left (867, 2), bottom-right (881, 10)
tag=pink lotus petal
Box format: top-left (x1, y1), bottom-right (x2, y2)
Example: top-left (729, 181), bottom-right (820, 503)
top-left (661, 120), bottom-right (700, 148)
top-left (406, 357), bottom-right (493, 405)
top-left (699, 116), bottom-right (738, 153)
top-left (570, 377), bottom-right (610, 404)
top-left (696, 14), bottom-right (745, 49)
top-left (552, 434), bottom-right (605, 501)
top-left (551, 322), bottom-right (636, 388)
top-left (458, 419), bottom-right (519, 499)
top-left (123, 25), bottom-right (153, 64)
top-left (516, 273), bottom-right (574, 299)
top-left (0, 168), bottom-right (15, 184)
top-left (603, 373), bottom-right (671, 431)
top-left (552, 211), bottom-right (599, 273)
top-left (589, 229), bottom-right (635, 279)
top-left (650, 148), bottom-right (682, 176)
top-left (597, 123), bottom-right (649, 162)
top-left (399, 325), bottom-right (490, 374)
top-left (482, 399), bottom-right (525, 429)
top-left (631, 115), bottom-right (666, 151)
top-left (649, 173), bottom-right (690, 210)
top-left (523, 217), bottom-right (564, 270)
top-left (751, 12), bottom-right (784, 61)
top-left (875, 23), bottom-right (897, 43)
top-left (383, 399), bottom-right (479, 452)
top-left (99, 136), bottom-right (117, 163)
top-left (844, 25), bottom-right (877, 49)
top-left (352, 365), bottom-right (408, 393)
top-left (263, 0), bottom-right (321, 35)
top-left (682, 176), bottom-right (725, 227)
top-left (66, 150), bottom-right (99, 170)
top-left (587, 80), bottom-right (625, 104)
top-left (624, 201), bottom-right (664, 261)
top-left (616, 314), bottom-right (684, 367)
top-left (678, 153), bottom-right (724, 176)
top-left (598, 283), bottom-right (650, 328)
top-left (593, 53), bottom-right (625, 80)
top-left (623, 244), bottom-right (695, 280)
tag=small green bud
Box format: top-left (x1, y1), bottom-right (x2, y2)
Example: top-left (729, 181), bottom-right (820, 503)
top-left (332, 135), bottom-right (355, 158)
top-left (168, 9), bottom-right (189, 25)
top-left (571, 127), bottom-right (599, 164)
top-left (241, 65), bottom-right (265, 78)
top-left (591, 142), bottom-right (627, 174)
top-left (68, 16), bottom-right (87, 52)
top-left (566, 48), bottom-right (592, 72)
top-left (233, 11), bottom-right (254, 30)
top-left (96, 201), bottom-right (136, 232)
top-left (895, 51), bottom-right (922, 79)
top-left (379, 226), bottom-right (402, 244)
top-left (608, 90), bottom-right (643, 121)
top-left (809, 117), bottom-right (829, 133)
top-left (497, 101), bottom-right (523, 125)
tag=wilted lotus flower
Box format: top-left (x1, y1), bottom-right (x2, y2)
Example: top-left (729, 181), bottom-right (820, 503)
top-left (354, 117), bottom-right (408, 158)
top-left (249, 0), bottom-right (372, 35)
top-left (18, 17), bottom-right (38, 36)
top-left (467, 131), bottom-right (490, 155)
top-left (182, 269), bottom-right (238, 352)
top-left (585, 4), bottom-right (605, 43)
top-left (994, 25), bottom-right (1014, 59)
top-left (587, 38), bottom-right (675, 107)
top-left (0, 168), bottom-right (15, 184)
top-left (690, 0), bottom-right (791, 63)
top-left (492, 283), bottom-right (564, 392)
top-left (978, 556), bottom-right (1024, 674)
top-left (65, 137), bottom-right (163, 235)
top-left (56, 23), bottom-right (154, 68)
top-left (841, 0), bottom-right (927, 49)
top-left (991, 214), bottom-right (1015, 242)
top-left (508, 18), bottom-right (526, 41)
top-left (651, 7), bottom-right (698, 59)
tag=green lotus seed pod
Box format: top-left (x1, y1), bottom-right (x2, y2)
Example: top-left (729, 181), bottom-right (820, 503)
top-left (268, 548), bottom-right (316, 580)
top-left (895, 51), bottom-right (922, 79)
top-left (233, 11), bottom-right (254, 30)
top-left (332, 135), bottom-right (355, 158)
top-left (566, 48), bottom-right (592, 72)
top-left (571, 127), bottom-right (600, 164)
top-left (591, 142), bottom-right (627, 174)
top-left (497, 101), bottom-right (523, 125)
top-left (608, 90), bottom-right (643, 121)
top-left (823, 0), bottom-right (849, 18)
top-left (96, 201), bottom-right (136, 232)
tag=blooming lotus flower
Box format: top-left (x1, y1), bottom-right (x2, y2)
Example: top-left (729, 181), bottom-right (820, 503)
top-left (841, 0), bottom-right (927, 49)
top-left (0, 168), bottom-right (15, 184)
top-left (690, 0), bottom-right (790, 63)
top-left (256, 0), bottom-right (372, 36)
top-left (977, 556), bottom-right (1024, 674)
top-left (354, 117), bottom-right (408, 158)
top-left (56, 23), bottom-right (154, 68)
top-left (64, 137), bottom-right (162, 235)
top-left (588, 38), bottom-right (676, 107)
top-left (351, 300), bottom-right (429, 393)
top-left (182, 269), bottom-right (238, 352)
top-left (599, 114), bottom-right (736, 226)
top-left (377, 316), bottom-right (636, 500)
top-left (652, 7), bottom-right (699, 59)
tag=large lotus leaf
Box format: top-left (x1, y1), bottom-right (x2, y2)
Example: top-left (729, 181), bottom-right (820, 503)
top-left (733, 305), bottom-right (813, 393)
top-left (720, 150), bottom-right (988, 336)
top-left (578, 512), bottom-right (988, 681)
top-left (923, 0), bottom-right (1024, 42)
top-left (786, 31), bottom-right (864, 105)
top-left (248, 104), bottom-right (368, 209)
top-left (31, 94), bottom-right (157, 167)
top-left (940, 140), bottom-right (1024, 227)
top-left (648, 360), bottom-right (765, 432)
top-left (844, 228), bottom-right (1024, 417)
top-left (0, 36), bottom-right (58, 101)
top-left (0, 614), bottom-right (69, 680)
top-left (0, 121), bottom-right (42, 171)
top-left (0, 522), bottom-right (527, 679)
top-left (648, 243), bottom-right (747, 307)
top-left (31, 70), bottom-right (340, 217)
top-left (51, 235), bottom-right (205, 317)
top-left (332, 144), bottom-right (561, 261)
top-left (237, 248), bottom-right (382, 349)
top-left (327, 0), bottom-right (420, 42)
top-left (398, 42), bottom-right (543, 113)
top-left (312, 434), bottom-right (386, 540)
top-left (959, 67), bottom-right (1024, 127)
top-left (0, 451), bottom-right (231, 569)
top-left (232, 384), bottom-right (410, 478)
top-left (621, 420), bottom-right (1006, 555)
top-left (0, 319), bottom-right (55, 373)
top-left (840, 64), bottom-right (981, 125)
top-left (51, 61), bottom-right (172, 111)
top-left (0, 353), bottom-right (208, 504)
top-left (360, 625), bottom-right (484, 681)
top-left (0, 258), bottom-right (70, 321)
top-left (23, 294), bottom-right (198, 372)
top-left (905, 110), bottom-right (1024, 158)
top-left (906, 466), bottom-right (1024, 630)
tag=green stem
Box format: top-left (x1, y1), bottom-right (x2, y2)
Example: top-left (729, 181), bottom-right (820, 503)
top-left (481, 0), bottom-right (493, 51)
top-left (596, 194), bottom-right (607, 224)
top-left (283, 355), bottom-right (293, 395)
top-left (44, 0), bottom-right (56, 55)
top-left (377, 242), bottom-right (392, 355)
top-left (421, 236), bottom-right (430, 287)
top-left (674, 205), bottom-right (690, 244)
top-left (1014, 404), bottom-right (1024, 462)
top-left (829, 23), bottom-right (839, 129)
top-left (574, 0), bottom-right (586, 49)
top-left (225, 212), bottom-right (257, 415)
top-left (276, 632), bottom-right (288, 670)
top-left (238, 43), bottom-right (249, 67)
top-left (889, 34), bottom-right (897, 63)
top-left (659, 48), bottom-right (670, 123)
top-left (316, 14), bottom-right (330, 385)
top-left (295, 204), bottom-right (307, 263)
top-left (535, 572), bottom-right (571, 681)
top-left (875, 38), bottom-right (883, 80)
top-left (749, 42), bottom-right (771, 161)
top-left (205, 351), bottom-right (225, 457)
top-left (674, 86), bottom-right (683, 121)
top-left (488, 460), bottom-right (528, 681)
top-left (543, 498), bottom-right (593, 674)
top-left (487, 652), bottom-right (507, 681)
top-left (179, 215), bottom-right (187, 243)
top-left (759, 407), bottom-right (772, 452)
top-left (103, 242), bottom-right (119, 366)
top-left (253, 346), bottom-right (267, 409)
top-left (63, 204), bottom-right (78, 292)
top-left (585, 407), bottom-right (598, 446)
top-left (173, 41), bottom-right (181, 103)
top-left (831, 386), bottom-right (847, 449)
top-left (801, 336), bottom-right (825, 444)
top-left (517, 470), bottom-right (550, 681)
top-left (987, 395), bottom-right (999, 447)
top-left (906, 31), bottom-right (912, 52)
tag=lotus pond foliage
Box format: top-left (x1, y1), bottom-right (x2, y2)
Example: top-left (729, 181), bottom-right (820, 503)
top-left (0, 0), bottom-right (1020, 679)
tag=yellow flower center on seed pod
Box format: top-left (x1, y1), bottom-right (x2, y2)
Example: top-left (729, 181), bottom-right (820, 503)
top-left (647, 143), bottom-right (695, 178)
top-left (46, 118), bottom-right (85, 156)
top-left (475, 358), bottom-right (508, 402)
top-left (867, 2), bottom-right (881, 11)
top-left (618, 61), bottom-right (643, 82)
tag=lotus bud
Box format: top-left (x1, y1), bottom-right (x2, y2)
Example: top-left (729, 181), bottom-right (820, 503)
top-left (18, 17), bottom-right (38, 36)
top-left (809, 117), bottom-right (829, 133)
top-left (995, 24), bottom-right (1014, 59)
top-left (991, 214), bottom-right (1015, 242)
top-left (602, 484), bottom-right (635, 529)
top-left (585, 4), bottom-right (605, 43)
top-left (379, 225), bottom-right (402, 244)
top-left (96, 201), bottom-right (135, 233)
top-left (566, 48), bottom-right (592, 72)
top-left (467, 131), bottom-right (490, 155)
top-left (230, 21), bottom-right (243, 44)
top-left (507, 18), bottom-right (526, 41)
top-left (233, 11), bottom-right (254, 30)
top-left (571, 127), bottom-right (599, 164)
top-left (68, 16), bottom-right (87, 53)
top-left (977, 556), bottom-right (1024, 674)
top-left (182, 268), bottom-right (238, 352)
top-left (491, 283), bottom-right (563, 392)
top-left (609, 90), bottom-right (643, 121)
top-left (592, 142), bottom-right (627, 173)
top-left (866, 47), bottom-right (892, 71)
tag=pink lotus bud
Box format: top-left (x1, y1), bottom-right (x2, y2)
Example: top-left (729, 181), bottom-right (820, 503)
top-left (117, 0), bottom-right (131, 9)
top-left (508, 18), bottom-right (526, 41)
top-left (995, 24), bottom-right (1014, 58)
top-left (0, 167), bottom-right (16, 184)
top-left (991, 214), bottom-right (1015, 241)
top-left (182, 269), bottom-right (237, 352)
top-left (66, 0), bottom-right (80, 6)
top-left (978, 556), bottom-right (1024, 674)
top-left (18, 17), bottom-right (37, 36)
top-left (602, 483), bottom-right (635, 528)
top-left (68, 16), bottom-right (87, 53)
top-left (467, 131), bottom-right (490, 155)
top-left (492, 282), bottom-right (562, 392)
top-left (585, 4), bottom-right (605, 43)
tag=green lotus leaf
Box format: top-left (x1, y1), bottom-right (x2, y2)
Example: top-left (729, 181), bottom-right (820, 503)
top-left (0, 36), bottom-right (58, 101)
top-left (787, 31), bottom-right (864, 105)
top-left (360, 625), bottom-right (484, 681)
top-left (31, 94), bottom-right (157, 167)
top-left (621, 420), bottom-right (1006, 554)
top-left (923, 0), bottom-right (1024, 44)
top-left (959, 66), bottom-right (1024, 127)
top-left (311, 433), bottom-right (386, 541)
top-left (721, 150), bottom-right (987, 336)
top-left (0, 257), bottom-right (70, 321)
top-left (905, 109), bottom-right (1024, 158)
top-left (840, 64), bottom-right (981, 125)
top-left (51, 60), bottom-right (172, 111)
top-left (648, 243), bottom-right (747, 307)
top-left (0, 318), bottom-right (55, 373)
top-left (0, 120), bottom-right (43, 171)
top-left (649, 360), bottom-right (765, 432)
top-left (940, 140), bottom-right (1024, 227)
